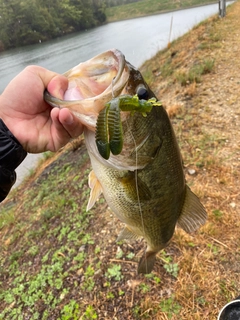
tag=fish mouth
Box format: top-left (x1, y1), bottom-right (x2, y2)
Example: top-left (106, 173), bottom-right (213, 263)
top-left (45, 49), bottom-right (130, 130)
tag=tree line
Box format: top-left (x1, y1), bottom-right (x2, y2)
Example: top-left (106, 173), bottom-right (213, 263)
top-left (0, 0), bottom-right (141, 51)
top-left (0, 1), bottom-right (111, 51)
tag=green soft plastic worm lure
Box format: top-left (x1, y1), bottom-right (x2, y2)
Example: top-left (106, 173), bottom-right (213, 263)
top-left (95, 94), bottom-right (162, 160)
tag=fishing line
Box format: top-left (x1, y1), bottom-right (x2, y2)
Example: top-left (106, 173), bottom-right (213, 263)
top-left (125, 116), bottom-right (147, 271)
top-left (111, 74), bottom-right (148, 271)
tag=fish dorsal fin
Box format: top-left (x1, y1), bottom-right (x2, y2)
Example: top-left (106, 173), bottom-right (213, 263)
top-left (117, 226), bottom-right (140, 241)
top-left (177, 186), bottom-right (207, 234)
top-left (86, 170), bottom-right (103, 211)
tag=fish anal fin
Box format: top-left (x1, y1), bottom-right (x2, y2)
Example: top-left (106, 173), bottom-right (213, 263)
top-left (117, 226), bottom-right (140, 242)
top-left (87, 170), bottom-right (103, 211)
top-left (177, 185), bottom-right (207, 234)
top-left (137, 250), bottom-right (156, 274)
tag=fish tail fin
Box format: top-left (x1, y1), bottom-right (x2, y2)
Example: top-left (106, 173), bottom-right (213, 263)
top-left (137, 250), bottom-right (157, 274)
top-left (177, 186), bottom-right (207, 233)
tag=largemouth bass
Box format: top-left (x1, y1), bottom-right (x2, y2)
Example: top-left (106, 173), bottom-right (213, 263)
top-left (45, 49), bottom-right (207, 274)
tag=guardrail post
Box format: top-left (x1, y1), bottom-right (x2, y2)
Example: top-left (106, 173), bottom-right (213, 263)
top-left (219, 0), bottom-right (226, 17)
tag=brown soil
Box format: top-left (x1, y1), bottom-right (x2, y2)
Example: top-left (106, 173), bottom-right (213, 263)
top-left (1, 2), bottom-right (240, 320)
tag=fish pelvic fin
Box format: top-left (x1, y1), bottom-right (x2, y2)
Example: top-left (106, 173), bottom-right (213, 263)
top-left (86, 170), bottom-right (103, 211)
top-left (117, 226), bottom-right (140, 242)
top-left (137, 250), bottom-right (156, 274)
top-left (177, 185), bottom-right (207, 234)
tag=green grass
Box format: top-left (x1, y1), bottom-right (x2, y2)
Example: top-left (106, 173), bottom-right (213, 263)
top-left (159, 296), bottom-right (182, 319)
top-left (175, 58), bottom-right (215, 85)
top-left (105, 264), bottom-right (123, 281)
top-left (106, 0), bottom-right (214, 22)
top-left (0, 145), bottom-right (97, 319)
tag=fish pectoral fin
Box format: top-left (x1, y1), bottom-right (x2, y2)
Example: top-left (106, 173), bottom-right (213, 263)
top-left (120, 172), bottom-right (152, 201)
top-left (117, 226), bottom-right (140, 241)
top-left (86, 170), bottom-right (103, 211)
top-left (177, 186), bottom-right (207, 234)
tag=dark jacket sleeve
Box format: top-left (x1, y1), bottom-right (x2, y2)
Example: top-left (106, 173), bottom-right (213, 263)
top-left (0, 119), bottom-right (27, 202)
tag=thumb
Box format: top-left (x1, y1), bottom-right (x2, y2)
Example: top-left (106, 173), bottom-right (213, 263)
top-left (47, 74), bottom-right (68, 100)
top-left (29, 65), bottom-right (68, 99)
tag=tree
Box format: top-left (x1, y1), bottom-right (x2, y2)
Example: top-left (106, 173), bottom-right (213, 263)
top-left (0, 0), bottom-right (107, 51)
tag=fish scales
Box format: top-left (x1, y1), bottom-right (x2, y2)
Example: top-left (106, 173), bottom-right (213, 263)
top-left (86, 104), bottom-right (186, 272)
top-left (45, 48), bottom-right (207, 274)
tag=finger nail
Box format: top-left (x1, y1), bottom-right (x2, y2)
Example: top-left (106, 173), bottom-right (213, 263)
top-left (57, 88), bottom-right (65, 100)
top-left (65, 113), bottom-right (74, 125)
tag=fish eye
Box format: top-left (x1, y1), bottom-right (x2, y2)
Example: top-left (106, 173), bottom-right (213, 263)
top-left (136, 86), bottom-right (149, 100)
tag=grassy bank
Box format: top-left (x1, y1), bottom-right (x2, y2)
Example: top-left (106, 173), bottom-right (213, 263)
top-left (105, 0), bottom-right (216, 22)
top-left (1, 1), bottom-right (240, 319)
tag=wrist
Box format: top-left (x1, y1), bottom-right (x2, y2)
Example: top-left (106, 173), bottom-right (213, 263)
top-left (0, 94), bottom-right (13, 131)
top-left (0, 119), bottom-right (27, 171)
top-left (0, 95), bottom-right (26, 150)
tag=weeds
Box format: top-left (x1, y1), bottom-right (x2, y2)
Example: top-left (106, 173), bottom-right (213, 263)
top-left (212, 209), bottom-right (223, 220)
top-left (116, 247), bottom-right (124, 258)
top-left (160, 250), bottom-right (179, 278)
top-left (159, 296), bottom-right (182, 319)
top-left (82, 305), bottom-right (97, 320)
top-left (145, 273), bottom-right (161, 284)
top-left (139, 283), bottom-right (151, 294)
top-left (105, 264), bottom-right (123, 281)
top-left (126, 252), bottom-right (135, 259)
top-left (60, 300), bottom-right (80, 320)
top-left (0, 146), bottom-right (97, 319)
top-left (163, 263), bottom-right (179, 278)
top-left (176, 59), bottom-right (215, 85)
top-left (81, 265), bottom-right (95, 292)
top-left (0, 208), bottom-right (15, 229)
top-left (160, 59), bottom-right (174, 77)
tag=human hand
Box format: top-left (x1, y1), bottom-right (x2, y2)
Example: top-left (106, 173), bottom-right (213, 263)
top-left (0, 65), bottom-right (84, 153)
